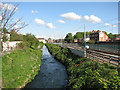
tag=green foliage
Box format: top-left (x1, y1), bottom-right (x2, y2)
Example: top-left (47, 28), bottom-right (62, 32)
top-left (3, 28), bottom-right (8, 34)
top-left (10, 30), bottom-right (23, 41)
top-left (74, 32), bottom-right (84, 39)
top-left (23, 33), bottom-right (39, 48)
top-left (46, 43), bottom-right (120, 89)
top-left (17, 41), bottom-right (30, 49)
top-left (64, 33), bottom-right (73, 43)
top-left (107, 33), bottom-right (114, 38)
top-left (88, 39), bottom-right (95, 44)
top-left (102, 31), bottom-right (107, 35)
top-left (2, 34), bottom-right (8, 41)
top-left (2, 48), bottom-right (42, 88)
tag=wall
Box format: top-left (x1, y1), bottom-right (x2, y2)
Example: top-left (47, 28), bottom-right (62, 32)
top-left (69, 48), bottom-right (85, 57)
top-left (2, 41), bottom-right (21, 51)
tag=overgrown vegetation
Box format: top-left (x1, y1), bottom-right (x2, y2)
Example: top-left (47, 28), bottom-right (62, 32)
top-left (46, 43), bottom-right (120, 89)
top-left (2, 34), bottom-right (44, 88)
top-left (88, 39), bottom-right (95, 44)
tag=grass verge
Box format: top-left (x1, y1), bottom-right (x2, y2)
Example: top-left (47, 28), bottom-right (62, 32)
top-left (2, 47), bottom-right (42, 88)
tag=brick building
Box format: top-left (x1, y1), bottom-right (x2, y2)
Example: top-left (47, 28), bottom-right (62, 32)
top-left (90, 30), bottom-right (109, 42)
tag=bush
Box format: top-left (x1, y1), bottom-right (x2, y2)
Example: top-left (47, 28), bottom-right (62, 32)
top-left (46, 43), bottom-right (120, 89)
top-left (88, 39), bottom-right (95, 44)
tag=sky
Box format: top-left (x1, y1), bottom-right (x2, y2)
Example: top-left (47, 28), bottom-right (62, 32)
top-left (1, 2), bottom-right (119, 39)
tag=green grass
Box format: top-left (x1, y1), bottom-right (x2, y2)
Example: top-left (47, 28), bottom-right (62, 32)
top-left (46, 43), bottom-right (120, 89)
top-left (2, 48), bottom-right (42, 88)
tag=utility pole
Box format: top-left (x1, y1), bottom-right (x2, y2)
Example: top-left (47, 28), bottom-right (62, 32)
top-left (84, 24), bottom-right (86, 57)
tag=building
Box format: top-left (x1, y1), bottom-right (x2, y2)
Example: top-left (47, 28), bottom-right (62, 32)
top-left (55, 39), bottom-right (64, 43)
top-left (48, 40), bottom-right (54, 43)
top-left (73, 35), bottom-right (90, 43)
top-left (73, 39), bottom-right (78, 43)
top-left (38, 38), bottom-right (46, 43)
top-left (90, 30), bottom-right (109, 42)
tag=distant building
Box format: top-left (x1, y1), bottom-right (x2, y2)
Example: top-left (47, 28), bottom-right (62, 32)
top-left (73, 35), bottom-right (90, 43)
top-left (55, 39), bottom-right (64, 43)
top-left (73, 39), bottom-right (78, 43)
top-left (48, 40), bottom-right (54, 43)
top-left (38, 38), bottom-right (46, 43)
top-left (90, 30), bottom-right (109, 42)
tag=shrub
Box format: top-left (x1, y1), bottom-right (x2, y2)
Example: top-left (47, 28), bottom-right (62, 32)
top-left (46, 43), bottom-right (120, 89)
top-left (88, 39), bottom-right (95, 44)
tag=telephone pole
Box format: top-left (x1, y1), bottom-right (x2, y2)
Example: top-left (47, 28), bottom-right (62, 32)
top-left (84, 24), bottom-right (86, 57)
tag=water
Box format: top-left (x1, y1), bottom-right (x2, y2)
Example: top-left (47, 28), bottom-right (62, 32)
top-left (24, 45), bottom-right (67, 88)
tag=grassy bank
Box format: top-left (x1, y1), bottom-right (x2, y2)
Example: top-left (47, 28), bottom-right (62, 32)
top-left (2, 47), bottom-right (42, 88)
top-left (46, 43), bottom-right (120, 89)
top-left (2, 33), bottom-right (44, 88)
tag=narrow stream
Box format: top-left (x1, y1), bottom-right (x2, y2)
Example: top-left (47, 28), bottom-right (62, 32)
top-left (24, 45), bottom-right (67, 88)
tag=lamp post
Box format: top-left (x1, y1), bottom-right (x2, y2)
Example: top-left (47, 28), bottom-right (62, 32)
top-left (84, 24), bottom-right (86, 57)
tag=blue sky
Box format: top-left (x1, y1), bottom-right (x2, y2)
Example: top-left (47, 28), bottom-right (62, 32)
top-left (9, 2), bottom-right (118, 39)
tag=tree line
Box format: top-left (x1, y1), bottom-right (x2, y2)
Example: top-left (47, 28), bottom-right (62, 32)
top-left (64, 31), bottom-right (119, 43)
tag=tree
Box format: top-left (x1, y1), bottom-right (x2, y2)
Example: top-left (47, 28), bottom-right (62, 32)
top-left (0, 2), bottom-right (28, 43)
top-left (64, 33), bottom-right (73, 43)
top-left (0, 2), bottom-right (28, 32)
top-left (2, 34), bottom-right (7, 41)
top-left (102, 31), bottom-right (107, 35)
top-left (10, 30), bottom-right (23, 41)
top-left (23, 33), bottom-right (39, 48)
top-left (74, 32), bottom-right (84, 39)
top-left (108, 33), bottom-right (114, 38)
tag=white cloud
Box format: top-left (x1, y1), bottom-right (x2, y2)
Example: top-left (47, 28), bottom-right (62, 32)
top-left (104, 23), bottom-right (117, 27)
top-left (46, 23), bottom-right (55, 29)
top-left (13, 25), bottom-right (19, 29)
top-left (84, 15), bottom-right (101, 23)
top-left (111, 25), bottom-right (117, 27)
top-left (104, 23), bottom-right (111, 26)
top-left (32, 10), bottom-right (38, 13)
top-left (34, 18), bottom-right (45, 26)
top-left (58, 20), bottom-right (65, 24)
top-left (61, 12), bottom-right (81, 20)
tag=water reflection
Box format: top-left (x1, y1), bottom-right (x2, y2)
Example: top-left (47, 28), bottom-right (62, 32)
top-left (24, 45), bottom-right (67, 88)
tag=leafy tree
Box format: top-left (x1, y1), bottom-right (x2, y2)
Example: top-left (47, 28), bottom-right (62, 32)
top-left (2, 34), bottom-right (8, 41)
top-left (107, 33), bottom-right (114, 38)
top-left (74, 32), bottom-right (84, 39)
top-left (74, 32), bottom-right (91, 39)
top-left (10, 30), bottom-right (23, 41)
top-left (23, 33), bottom-right (39, 48)
top-left (3, 28), bottom-right (8, 34)
top-left (64, 33), bottom-right (73, 43)
top-left (102, 31), bottom-right (107, 35)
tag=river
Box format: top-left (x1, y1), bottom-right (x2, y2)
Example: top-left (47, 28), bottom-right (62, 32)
top-left (24, 45), bottom-right (68, 88)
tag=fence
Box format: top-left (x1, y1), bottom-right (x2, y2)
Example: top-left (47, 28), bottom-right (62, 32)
top-left (55, 43), bottom-right (120, 67)
top-left (86, 49), bottom-right (120, 67)
top-left (86, 43), bottom-right (120, 55)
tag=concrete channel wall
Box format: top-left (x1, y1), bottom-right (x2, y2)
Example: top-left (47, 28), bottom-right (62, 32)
top-left (69, 48), bottom-right (85, 57)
